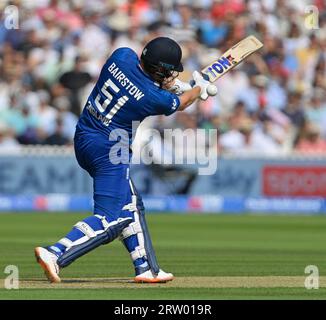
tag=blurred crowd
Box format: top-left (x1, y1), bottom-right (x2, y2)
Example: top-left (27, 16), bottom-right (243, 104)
top-left (0, 0), bottom-right (326, 155)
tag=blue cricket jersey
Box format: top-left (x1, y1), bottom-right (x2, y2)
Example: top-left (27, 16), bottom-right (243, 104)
top-left (76, 47), bottom-right (180, 148)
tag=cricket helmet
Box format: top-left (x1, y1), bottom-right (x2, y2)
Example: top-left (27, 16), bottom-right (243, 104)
top-left (141, 37), bottom-right (183, 84)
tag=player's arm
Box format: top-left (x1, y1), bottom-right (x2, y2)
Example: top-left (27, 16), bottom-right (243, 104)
top-left (178, 86), bottom-right (201, 111)
top-left (159, 72), bottom-right (217, 115)
top-left (176, 71), bottom-right (216, 111)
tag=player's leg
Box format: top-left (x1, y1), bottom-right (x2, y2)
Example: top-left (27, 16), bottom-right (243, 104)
top-left (35, 167), bottom-right (133, 282)
top-left (35, 135), bottom-right (132, 283)
top-left (119, 179), bottom-right (174, 283)
top-left (34, 214), bottom-right (131, 283)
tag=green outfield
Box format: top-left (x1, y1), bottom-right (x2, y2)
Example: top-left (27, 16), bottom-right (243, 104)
top-left (0, 213), bottom-right (325, 299)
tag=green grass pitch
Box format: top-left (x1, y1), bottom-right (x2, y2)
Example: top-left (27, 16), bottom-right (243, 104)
top-left (0, 212), bottom-right (325, 299)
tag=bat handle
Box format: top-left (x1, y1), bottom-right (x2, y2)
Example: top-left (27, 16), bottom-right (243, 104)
top-left (189, 73), bottom-right (210, 87)
top-left (201, 73), bottom-right (210, 81)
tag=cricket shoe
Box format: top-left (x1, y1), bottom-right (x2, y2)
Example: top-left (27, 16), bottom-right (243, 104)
top-left (135, 269), bottom-right (174, 283)
top-left (34, 247), bottom-right (61, 283)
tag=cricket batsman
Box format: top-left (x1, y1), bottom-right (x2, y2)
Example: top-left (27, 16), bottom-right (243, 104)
top-left (34, 37), bottom-right (216, 283)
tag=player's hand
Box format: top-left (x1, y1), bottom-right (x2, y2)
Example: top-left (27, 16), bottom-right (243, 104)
top-left (169, 79), bottom-right (193, 95)
top-left (192, 71), bottom-right (211, 100)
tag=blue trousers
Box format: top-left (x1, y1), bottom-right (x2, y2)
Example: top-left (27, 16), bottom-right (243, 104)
top-left (46, 130), bottom-right (149, 271)
top-left (74, 131), bottom-right (133, 221)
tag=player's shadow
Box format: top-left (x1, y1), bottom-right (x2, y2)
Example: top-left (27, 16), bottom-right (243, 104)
top-left (62, 278), bottom-right (133, 284)
top-left (24, 278), bottom-right (134, 284)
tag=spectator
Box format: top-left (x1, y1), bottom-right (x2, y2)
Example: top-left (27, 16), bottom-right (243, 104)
top-left (0, 122), bottom-right (20, 152)
top-left (59, 55), bottom-right (92, 116)
top-left (36, 90), bottom-right (58, 137)
top-left (236, 74), bottom-right (269, 114)
top-left (305, 89), bottom-right (326, 138)
top-left (282, 90), bottom-right (305, 129)
top-left (0, 0), bottom-right (324, 156)
top-left (3, 99), bottom-right (41, 145)
top-left (16, 102), bottom-right (42, 145)
top-left (52, 96), bottom-right (78, 141)
top-left (43, 117), bottom-right (70, 146)
top-left (219, 117), bottom-right (281, 155)
top-left (296, 123), bottom-right (326, 154)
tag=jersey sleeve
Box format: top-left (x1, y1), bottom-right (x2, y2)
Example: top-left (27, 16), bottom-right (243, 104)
top-left (150, 88), bottom-right (181, 116)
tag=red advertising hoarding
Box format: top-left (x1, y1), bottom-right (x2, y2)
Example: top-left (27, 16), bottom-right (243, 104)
top-left (263, 166), bottom-right (326, 197)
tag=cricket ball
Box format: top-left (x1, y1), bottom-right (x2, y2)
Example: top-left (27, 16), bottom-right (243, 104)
top-left (207, 84), bottom-right (218, 96)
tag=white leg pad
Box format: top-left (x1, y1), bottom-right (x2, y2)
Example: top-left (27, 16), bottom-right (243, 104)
top-left (120, 221), bottom-right (142, 240)
top-left (94, 214), bottom-right (110, 230)
top-left (121, 187), bottom-right (148, 263)
top-left (122, 195), bottom-right (137, 212)
top-left (131, 246), bottom-right (147, 261)
top-left (58, 238), bottom-right (73, 250)
top-left (74, 221), bottom-right (97, 238)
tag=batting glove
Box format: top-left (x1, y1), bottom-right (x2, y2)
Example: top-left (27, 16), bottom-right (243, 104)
top-left (192, 71), bottom-right (210, 100)
top-left (169, 79), bottom-right (193, 95)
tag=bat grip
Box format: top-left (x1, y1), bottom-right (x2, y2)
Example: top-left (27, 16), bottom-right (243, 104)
top-left (201, 73), bottom-right (210, 81)
top-left (189, 73), bottom-right (210, 87)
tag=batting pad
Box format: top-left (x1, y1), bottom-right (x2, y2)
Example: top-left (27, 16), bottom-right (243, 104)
top-left (122, 180), bottom-right (160, 275)
top-left (57, 217), bottom-right (132, 268)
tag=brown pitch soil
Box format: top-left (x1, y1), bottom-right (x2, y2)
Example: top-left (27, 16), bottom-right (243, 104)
top-left (1, 276), bottom-right (324, 289)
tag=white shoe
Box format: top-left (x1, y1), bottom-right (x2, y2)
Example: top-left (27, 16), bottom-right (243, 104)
top-left (34, 247), bottom-right (61, 283)
top-left (135, 269), bottom-right (174, 283)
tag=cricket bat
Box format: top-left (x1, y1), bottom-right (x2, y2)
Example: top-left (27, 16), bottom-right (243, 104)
top-left (201, 35), bottom-right (263, 82)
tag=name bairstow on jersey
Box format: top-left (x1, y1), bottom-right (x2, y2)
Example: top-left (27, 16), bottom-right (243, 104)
top-left (108, 62), bottom-right (145, 101)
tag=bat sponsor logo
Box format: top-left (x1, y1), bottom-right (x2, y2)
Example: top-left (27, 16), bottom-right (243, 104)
top-left (201, 36), bottom-right (263, 82)
top-left (204, 56), bottom-right (235, 78)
